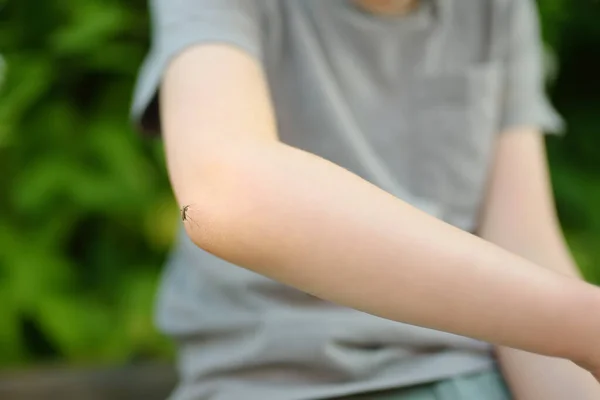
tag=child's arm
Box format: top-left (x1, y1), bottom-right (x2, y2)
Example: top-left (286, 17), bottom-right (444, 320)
top-left (161, 44), bottom-right (600, 376)
top-left (480, 129), bottom-right (600, 398)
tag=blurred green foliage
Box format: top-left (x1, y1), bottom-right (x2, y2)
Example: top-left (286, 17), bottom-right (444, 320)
top-left (0, 0), bottom-right (177, 366)
top-left (0, 0), bottom-right (598, 367)
top-left (541, 1), bottom-right (600, 285)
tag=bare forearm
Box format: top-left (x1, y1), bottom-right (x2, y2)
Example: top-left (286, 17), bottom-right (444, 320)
top-left (172, 139), bottom-right (600, 365)
top-left (477, 128), bottom-right (600, 397)
top-left (495, 249), bottom-right (599, 399)
top-left (497, 349), bottom-right (600, 399)
top-left (481, 224), bottom-right (600, 398)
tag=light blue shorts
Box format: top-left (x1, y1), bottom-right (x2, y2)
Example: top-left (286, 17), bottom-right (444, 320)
top-left (335, 370), bottom-right (511, 400)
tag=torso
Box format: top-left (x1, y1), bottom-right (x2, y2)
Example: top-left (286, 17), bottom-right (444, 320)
top-left (158, 1), bottom-right (511, 398)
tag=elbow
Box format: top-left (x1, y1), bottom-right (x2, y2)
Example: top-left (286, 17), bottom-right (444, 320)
top-left (170, 143), bottom-right (275, 257)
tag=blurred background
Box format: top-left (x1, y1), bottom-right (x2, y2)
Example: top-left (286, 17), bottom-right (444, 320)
top-left (0, 0), bottom-right (598, 398)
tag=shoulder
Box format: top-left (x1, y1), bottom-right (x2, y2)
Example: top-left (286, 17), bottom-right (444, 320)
top-left (448, 0), bottom-right (527, 24)
top-left (445, 0), bottom-right (538, 60)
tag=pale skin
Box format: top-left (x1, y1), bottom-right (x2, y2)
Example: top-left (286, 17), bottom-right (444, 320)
top-left (161, 44), bottom-right (600, 398)
top-left (480, 130), bottom-right (600, 398)
top-left (353, 0), bottom-right (421, 16)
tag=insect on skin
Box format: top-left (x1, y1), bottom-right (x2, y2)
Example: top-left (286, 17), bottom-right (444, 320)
top-left (180, 204), bottom-right (200, 229)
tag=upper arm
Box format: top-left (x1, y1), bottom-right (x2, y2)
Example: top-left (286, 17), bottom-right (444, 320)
top-left (160, 44), bottom-right (279, 198)
top-left (161, 44), bottom-right (278, 148)
top-left (132, 0), bottom-right (270, 133)
top-left (482, 0), bottom-right (564, 235)
top-left (479, 129), bottom-right (560, 241)
top-left (162, 44), bottom-right (280, 204)
top-left (478, 1), bottom-right (569, 259)
top-left (130, 0), bottom-right (279, 198)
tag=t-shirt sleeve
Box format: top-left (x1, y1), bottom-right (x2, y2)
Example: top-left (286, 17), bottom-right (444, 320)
top-left (131, 0), bottom-right (263, 135)
top-left (498, 0), bottom-right (564, 134)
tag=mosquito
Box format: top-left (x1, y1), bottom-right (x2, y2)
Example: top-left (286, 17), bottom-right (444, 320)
top-left (180, 204), bottom-right (201, 229)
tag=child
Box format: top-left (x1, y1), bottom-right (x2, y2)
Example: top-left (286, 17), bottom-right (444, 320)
top-left (132, 0), bottom-right (600, 398)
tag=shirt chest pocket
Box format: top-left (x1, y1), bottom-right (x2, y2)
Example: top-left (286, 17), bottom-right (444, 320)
top-left (406, 63), bottom-right (502, 221)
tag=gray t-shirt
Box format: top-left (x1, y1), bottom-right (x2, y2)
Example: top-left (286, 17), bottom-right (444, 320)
top-left (132, 1), bottom-right (563, 399)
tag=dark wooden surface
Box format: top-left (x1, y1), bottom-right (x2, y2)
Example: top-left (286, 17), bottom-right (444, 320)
top-left (0, 363), bottom-right (177, 400)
